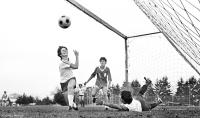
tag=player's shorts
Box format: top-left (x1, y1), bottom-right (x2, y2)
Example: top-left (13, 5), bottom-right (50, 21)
top-left (2, 99), bottom-right (7, 102)
top-left (92, 85), bottom-right (108, 96)
top-left (60, 77), bottom-right (76, 92)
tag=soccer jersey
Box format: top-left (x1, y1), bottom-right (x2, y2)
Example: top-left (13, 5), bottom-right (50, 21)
top-left (2, 93), bottom-right (8, 101)
top-left (79, 87), bottom-right (86, 96)
top-left (59, 59), bottom-right (74, 83)
top-left (90, 66), bottom-right (112, 87)
top-left (123, 98), bottom-right (142, 112)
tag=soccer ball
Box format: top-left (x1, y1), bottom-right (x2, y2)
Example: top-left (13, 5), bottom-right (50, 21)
top-left (58, 16), bottom-right (71, 29)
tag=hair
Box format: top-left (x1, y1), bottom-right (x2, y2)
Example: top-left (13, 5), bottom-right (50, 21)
top-left (79, 84), bottom-right (83, 87)
top-left (99, 57), bottom-right (107, 62)
top-left (57, 46), bottom-right (68, 60)
top-left (121, 91), bottom-right (133, 104)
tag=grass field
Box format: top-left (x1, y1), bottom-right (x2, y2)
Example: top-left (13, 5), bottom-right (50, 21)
top-left (1, 105), bottom-right (200, 118)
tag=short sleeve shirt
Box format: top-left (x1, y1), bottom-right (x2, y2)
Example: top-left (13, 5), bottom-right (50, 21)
top-left (123, 98), bottom-right (142, 112)
top-left (59, 60), bottom-right (74, 83)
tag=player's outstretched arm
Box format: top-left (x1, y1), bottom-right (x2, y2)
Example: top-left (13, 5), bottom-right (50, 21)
top-left (96, 100), bottom-right (129, 111)
top-left (69, 50), bottom-right (79, 69)
top-left (84, 67), bottom-right (97, 85)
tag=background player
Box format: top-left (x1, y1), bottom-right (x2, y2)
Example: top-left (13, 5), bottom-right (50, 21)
top-left (2, 91), bottom-right (8, 107)
top-left (78, 84), bottom-right (86, 107)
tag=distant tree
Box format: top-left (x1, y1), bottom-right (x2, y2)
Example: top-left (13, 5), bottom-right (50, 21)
top-left (186, 76), bottom-right (200, 105)
top-left (16, 93), bottom-right (35, 105)
top-left (53, 89), bottom-right (67, 106)
top-left (112, 84), bottom-right (120, 95)
top-left (144, 83), bottom-right (156, 102)
top-left (188, 76), bottom-right (197, 85)
top-left (28, 95), bottom-right (35, 103)
top-left (180, 76), bottom-right (198, 96)
top-left (175, 78), bottom-right (185, 96)
top-left (131, 79), bottom-right (141, 88)
top-left (35, 97), bottom-right (42, 105)
top-left (122, 81), bottom-right (128, 88)
top-left (155, 76), bottom-right (172, 99)
top-left (130, 79), bottom-right (141, 96)
top-left (41, 97), bottom-right (54, 105)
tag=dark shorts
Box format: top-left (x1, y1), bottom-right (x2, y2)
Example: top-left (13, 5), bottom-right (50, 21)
top-left (2, 100), bottom-right (7, 102)
top-left (60, 77), bottom-right (76, 92)
top-left (135, 96), bottom-right (150, 111)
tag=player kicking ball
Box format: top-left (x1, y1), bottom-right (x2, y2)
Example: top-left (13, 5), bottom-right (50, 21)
top-left (96, 77), bottom-right (162, 112)
top-left (84, 57), bottom-right (112, 109)
top-left (57, 46), bottom-right (79, 111)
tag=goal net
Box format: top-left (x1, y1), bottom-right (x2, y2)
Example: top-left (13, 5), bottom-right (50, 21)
top-left (131, 0), bottom-right (200, 76)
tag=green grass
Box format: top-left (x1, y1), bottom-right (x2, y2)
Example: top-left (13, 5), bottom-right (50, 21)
top-left (1, 105), bottom-right (200, 118)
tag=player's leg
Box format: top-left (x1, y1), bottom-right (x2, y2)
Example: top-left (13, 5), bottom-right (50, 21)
top-left (92, 86), bottom-right (100, 104)
top-left (2, 100), bottom-right (5, 107)
top-left (102, 86), bottom-right (110, 110)
top-left (67, 77), bottom-right (78, 110)
top-left (148, 96), bottom-right (163, 110)
top-left (107, 91), bottom-right (111, 103)
top-left (60, 80), bottom-right (71, 110)
top-left (80, 96), bottom-right (84, 107)
top-left (136, 95), bottom-right (163, 111)
top-left (137, 77), bottom-right (151, 96)
top-left (102, 86), bottom-right (108, 103)
top-left (78, 95), bottom-right (82, 107)
top-left (82, 95), bottom-right (85, 107)
top-left (135, 96), bottom-right (151, 111)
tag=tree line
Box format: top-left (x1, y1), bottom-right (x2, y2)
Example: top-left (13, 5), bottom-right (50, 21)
top-left (15, 94), bottom-right (54, 105)
top-left (130, 76), bottom-right (200, 106)
top-left (15, 76), bottom-right (200, 106)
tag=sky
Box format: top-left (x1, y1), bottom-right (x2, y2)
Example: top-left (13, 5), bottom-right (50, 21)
top-left (0, 0), bottom-right (199, 99)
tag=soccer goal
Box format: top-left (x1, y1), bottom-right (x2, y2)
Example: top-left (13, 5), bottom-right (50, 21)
top-left (65, 0), bottom-right (200, 86)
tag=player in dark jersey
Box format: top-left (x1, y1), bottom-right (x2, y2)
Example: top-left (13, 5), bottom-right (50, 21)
top-left (84, 57), bottom-right (112, 107)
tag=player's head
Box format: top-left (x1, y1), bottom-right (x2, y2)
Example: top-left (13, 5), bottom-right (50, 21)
top-left (120, 91), bottom-right (132, 104)
top-left (4, 91), bottom-right (6, 94)
top-left (57, 46), bottom-right (68, 60)
top-left (79, 84), bottom-right (83, 88)
top-left (99, 57), bottom-right (107, 67)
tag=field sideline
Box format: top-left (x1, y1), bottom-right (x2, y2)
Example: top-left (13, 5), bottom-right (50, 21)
top-left (1, 105), bottom-right (200, 118)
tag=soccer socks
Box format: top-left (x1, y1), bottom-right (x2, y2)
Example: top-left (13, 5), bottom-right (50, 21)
top-left (93, 97), bottom-right (96, 103)
top-left (68, 94), bottom-right (74, 107)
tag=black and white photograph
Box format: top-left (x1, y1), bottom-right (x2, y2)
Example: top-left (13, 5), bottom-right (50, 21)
top-left (0, 0), bottom-right (200, 117)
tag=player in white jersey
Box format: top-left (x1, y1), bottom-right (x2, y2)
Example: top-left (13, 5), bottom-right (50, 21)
top-left (84, 57), bottom-right (112, 109)
top-left (78, 84), bottom-right (86, 107)
top-left (2, 91), bottom-right (8, 107)
top-left (57, 46), bottom-right (79, 110)
top-left (97, 77), bottom-right (162, 112)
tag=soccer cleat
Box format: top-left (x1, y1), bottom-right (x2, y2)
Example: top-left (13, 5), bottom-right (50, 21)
top-left (72, 106), bottom-right (79, 111)
top-left (105, 106), bottom-right (109, 110)
top-left (68, 106), bottom-right (73, 111)
top-left (93, 98), bottom-right (97, 103)
top-left (144, 77), bottom-right (152, 84)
